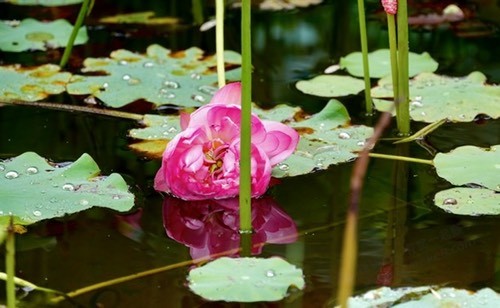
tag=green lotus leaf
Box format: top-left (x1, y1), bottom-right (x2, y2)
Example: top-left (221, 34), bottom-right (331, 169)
top-left (0, 19), bottom-right (88, 52)
top-left (67, 44), bottom-right (241, 108)
top-left (188, 257), bottom-right (304, 302)
top-left (99, 11), bottom-right (179, 25)
top-left (0, 64), bottom-right (71, 101)
top-left (434, 187), bottom-right (499, 216)
top-left (339, 49), bottom-right (438, 78)
top-left (6, 0), bottom-right (83, 5)
top-left (0, 152), bottom-right (135, 225)
top-left (349, 286), bottom-right (500, 307)
top-left (372, 72), bottom-right (500, 122)
top-left (434, 145), bottom-right (499, 191)
top-left (296, 75), bottom-right (365, 97)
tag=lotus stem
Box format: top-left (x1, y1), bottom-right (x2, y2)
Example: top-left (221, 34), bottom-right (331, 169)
top-left (216, 0), bottom-right (226, 88)
top-left (59, 0), bottom-right (91, 68)
top-left (394, 118), bottom-right (447, 144)
top-left (368, 152), bottom-right (434, 165)
top-left (356, 0), bottom-right (373, 114)
top-left (191, 0), bottom-right (204, 25)
top-left (396, 0), bottom-right (411, 134)
top-left (387, 13), bottom-right (400, 125)
top-left (5, 217), bottom-right (15, 308)
top-left (239, 0), bottom-right (252, 233)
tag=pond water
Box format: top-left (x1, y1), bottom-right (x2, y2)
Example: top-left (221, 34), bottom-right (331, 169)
top-left (1, 0), bottom-right (499, 307)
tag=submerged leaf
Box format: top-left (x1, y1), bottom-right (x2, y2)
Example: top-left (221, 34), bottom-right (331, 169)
top-left (0, 152), bottom-right (135, 225)
top-left (0, 19), bottom-right (87, 52)
top-left (349, 286), bottom-right (500, 307)
top-left (296, 75), bottom-right (365, 97)
top-left (372, 72), bottom-right (500, 122)
top-left (434, 187), bottom-right (499, 216)
top-left (434, 145), bottom-right (499, 191)
top-left (0, 64), bottom-right (71, 101)
top-left (67, 45), bottom-right (241, 108)
top-left (340, 49), bottom-right (438, 78)
top-left (188, 257), bottom-right (304, 302)
top-left (99, 11), bottom-right (179, 25)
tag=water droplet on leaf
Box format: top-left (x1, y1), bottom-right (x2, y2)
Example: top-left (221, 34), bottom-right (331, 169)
top-left (198, 85), bottom-right (217, 95)
top-left (33, 210), bottom-right (42, 217)
top-left (122, 74), bottom-right (131, 81)
top-left (338, 132), bottom-right (351, 139)
top-left (0, 164), bottom-right (5, 171)
top-left (163, 80), bottom-right (180, 89)
top-left (5, 171), bottom-right (19, 179)
top-left (159, 88), bottom-right (176, 99)
top-left (118, 60), bottom-right (128, 65)
top-left (143, 61), bottom-right (154, 68)
top-left (26, 166), bottom-right (38, 174)
top-left (190, 73), bottom-right (201, 80)
top-left (191, 94), bottom-right (206, 103)
top-left (80, 199), bottom-right (89, 206)
top-left (62, 183), bottom-right (75, 191)
top-left (265, 270), bottom-right (276, 277)
top-left (278, 163), bottom-right (290, 171)
top-left (443, 198), bottom-right (458, 205)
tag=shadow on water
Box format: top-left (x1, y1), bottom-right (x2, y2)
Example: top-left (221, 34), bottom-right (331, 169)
top-left (0, 0), bottom-right (499, 306)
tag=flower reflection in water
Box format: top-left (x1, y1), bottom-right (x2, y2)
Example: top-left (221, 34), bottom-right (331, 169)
top-left (162, 196), bottom-right (298, 261)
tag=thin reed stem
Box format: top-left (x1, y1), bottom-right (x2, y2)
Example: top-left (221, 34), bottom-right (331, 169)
top-left (356, 0), bottom-right (373, 114)
top-left (6, 218), bottom-right (15, 308)
top-left (216, 0), bottom-right (226, 87)
top-left (59, 0), bottom-right (91, 68)
top-left (396, 0), bottom-right (410, 134)
top-left (368, 152), bottom-right (434, 165)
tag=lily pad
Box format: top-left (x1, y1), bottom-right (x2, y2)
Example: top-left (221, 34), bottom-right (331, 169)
top-left (349, 286), bottom-right (500, 307)
top-left (339, 49), bottom-right (439, 78)
top-left (6, 0), bottom-right (83, 5)
top-left (188, 257), bottom-right (304, 302)
top-left (127, 100), bottom-right (373, 177)
top-left (66, 44), bottom-right (241, 108)
top-left (0, 19), bottom-right (88, 52)
top-left (0, 64), bottom-right (71, 101)
top-left (99, 11), bottom-right (179, 25)
top-left (0, 152), bottom-right (135, 225)
top-left (434, 145), bottom-right (499, 191)
top-left (296, 75), bottom-right (365, 97)
top-left (434, 187), bottom-right (499, 216)
top-left (372, 72), bottom-right (500, 122)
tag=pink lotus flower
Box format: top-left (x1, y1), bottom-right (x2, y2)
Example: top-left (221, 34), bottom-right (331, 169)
top-left (381, 0), bottom-right (397, 15)
top-left (154, 82), bottom-right (299, 200)
top-left (163, 196), bottom-right (298, 261)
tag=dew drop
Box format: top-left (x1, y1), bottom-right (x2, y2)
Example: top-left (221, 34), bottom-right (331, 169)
top-left (33, 210), bottom-right (42, 217)
top-left (410, 101), bottom-right (423, 108)
top-left (318, 123), bottom-right (326, 130)
top-left (49, 198), bottom-right (57, 203)
top-left (163, 80), bottom-right (180, 89)
top-left (5, 171), bottom-right (19, 179)
top-left (102, 82), bottom-right (109, 89)
top-left (143, 61), bottom-right (154, 68)
top-left (122, 74), bottom-right (131, 81)
top-left (442, 198), bottom-right (458, 205)
top-left (198, 85), bottom-right (218, 95)
top-left (80, 199), bottom-right (89, 206)
top-left (420, 111), bottom-right (426, 116)
top-left (127, 78), bottom-right (141, 85)
top-left (0, 164), bottom-right (5, 171)
top-left (265, 270), bottom-right (276, 278)
top-left (112, 195), bottom-right (121, 200)
top-left (278, 163), bottom-right (290, 171)
top-left (26, 166), bottom-right (38, 174)
top-left (357, 141), bottom-right (365, 147)
top-left (118, 60), bottom-right (128, 65)
top-left (459, 114), bottom-right (466, 119)
top-left (62, 183), bottom-right (75, 191)
top-left (167, 127), bottom-right (178, 133)
top-left (159, 88), bottom-right (176, 99)
top-left (190, 73), bottom-right (201, 80)
top-left (191, 94), bottom-right (206, 103)
top-left (315, 158), bottom-right (325, 168)
top-left (338, 132), bottom-right (351, 139)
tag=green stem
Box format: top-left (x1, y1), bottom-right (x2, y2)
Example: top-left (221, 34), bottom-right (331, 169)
top-left (356, 0), bottom-right (373, 114)
top-left (191, 0), bottom-right (204, 25)
top-left (396, 0), bottom-right (410, 134)
top-left (59, 0), bottom-right (91, 68)
top-left (216, 0), bottom-right (226, 88)
top-left (239, 0), bottom-right (252, 233)
top-left (394, 118), bottom-right (447, 144)
top-left (337, 212), bottom-right (357, 307)
top-left (6, 218), bottom-right (15, 308)
top-left (387, 13), bottom-right (399, 122)
top-left (368, 153), bottom-right (434, 165)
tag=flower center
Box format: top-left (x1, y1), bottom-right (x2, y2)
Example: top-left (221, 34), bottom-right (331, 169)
top-left (203, 139), bottom-right (228, 175)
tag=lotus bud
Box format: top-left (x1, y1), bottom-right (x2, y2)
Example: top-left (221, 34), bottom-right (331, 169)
top-left (381, 0), bottom-right (397, 15)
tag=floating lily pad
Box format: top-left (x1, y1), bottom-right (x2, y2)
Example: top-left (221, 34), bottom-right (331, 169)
top-left (67, 45), bottom-right (241, 108)
top-left (6, 0), bottom-right (83, 5)
top-left (99, 11), bottom-right (179, 25)
top-left (339, 49), bottom-right (439, 78)
top-left (349, 286), bottom-right (500, 307)
top-left (0, 19), bottom-right (88, 52)
top-left (0, 64), bottom-right (71, 101)
top-left (127, 100), bottom-right (373, 177)
top-left (188, 257), bottom-right (304, 302)
top-left (434, 188), bottom-right (499, 216)
top-left (372, 72), bottom-right (500, 122)
top-left (434, 145), bottom-right (500, 191)
top-left (296, 75), bottom-right (365, 97)
top-left (0, 152), bottom-right (135, 225)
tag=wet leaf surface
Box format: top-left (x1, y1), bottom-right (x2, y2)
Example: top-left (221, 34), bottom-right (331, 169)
top-left (372, 71), bottom-right (500, 122)
top-left (434, 187), bottom-right (499, 216)
top-left (0, 152), bottom-right (135, 225)
top-left (258, 0), bottom-right (323, 11)
top-left (99, 11), bottom-right (179, 25)
top-left (0, 19), bottom-right (88, 52)
top-left (0, 64), bottom-right (71, 101)
top-left (434, 145), bottom-right (500, 191)
top-left (340, 49), bottom-right (439, 78)
top-left (296, 75), bottom-right (365, 97)
top-left (349, 286), bottom-right (500, 307)
top-left (188, 257), bottom-right (304, 302)
top-left (67, 44), bottom-right (241, 108)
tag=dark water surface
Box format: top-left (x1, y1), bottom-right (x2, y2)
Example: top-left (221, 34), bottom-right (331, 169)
top-left (1, 0), bottom-right (499, 307)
